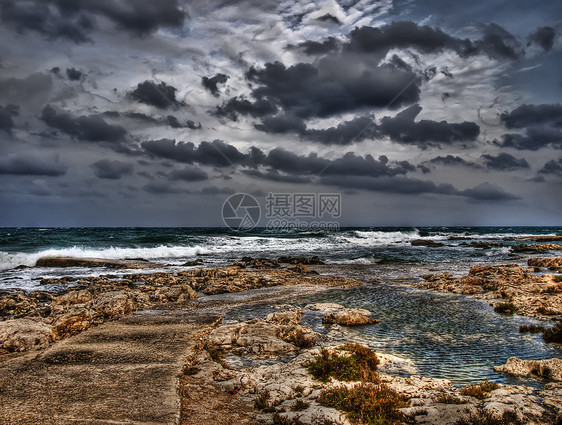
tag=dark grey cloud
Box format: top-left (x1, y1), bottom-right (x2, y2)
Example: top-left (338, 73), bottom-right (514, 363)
top-left (428, 155), bottom-right (481, 169)
top-left (142, 139), bottom-right (249, 167)
top-left (301, 21), bottom-right (523, 60)
top-left (0, 0), bottom-right (186, 42)
top-left (242, 169), bottom-right (313, 184)
top-left (245, 60), bottom-right (419, 119)
top-left (129, 81), bottom-right (184, 109)
top-left (104, 111), bottom-right (201, 129)
top-left (201, 73), bottom-right (229, 97)
top-left (214, 97), bottom-right (278, 120)
top-left (538, 158), bottom-right (562, 176)
top-left (321, 175), bottom-right (518, 201)
top-left (528, 26), bottom-right (556, 51)
top-left (295, 37), bottom-right (340, 55)
top-left (0, 1), bottom-right (92, 43)
top-left (472, 23), bottom-right (523, 60)
top-left (500, 104), bottom-right (562, 129)
top-left (91, 159), bottom-right (133, 179)
top-left (0, 104), bottom-right (19, 134)
top-left (166, 115), bottom-right (201, 129)
top-left (481, 153), bottom-right (530, 170)
top-left (320, 174), bottom-right (458, 195)
top-left (316, 13), bottom-right (340, 24)
top-left (496, 127), bottom-right (562, 151)
top-left (305, 116), bottom-right (374, 145)
top-left (458, 182), bottom-right (520, 201)
top-left (376, 105), bottom-right (480, 148)
top-left (0, 73), bottom-right (52, 107)
top-left (168, 166), bottom-right (209, 182)
top-left (41, 105), bottom-right (127, 143)
top-left (0, 153), bottom-right (66, 176)
top-left (66, 68), bottom-right (83, 81)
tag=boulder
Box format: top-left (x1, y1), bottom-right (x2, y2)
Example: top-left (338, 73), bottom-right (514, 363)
top-left (51, 310), bottom-right (93, 339)
top-left (322, 308), bottom-right (379, 326)
top-left (265, 309), bottom-right (302, 326)
top-left (52, 289), bottom-right (93, 306)
top-left (411, 240), bottom-right (444, 247)
top-left (91, 291), bottom-right (135, 320)
top-left (277, 256), bottom-right (325, 265)
top-left (153, 285), bottom-right (198, 303)
top-left (494, 357), bottom-right (562, 381)
top-left (0, 318), bottom-right (54, 352)
top-left (35, 256), bottom-right (164, 269)
top-left (528, 257), bottom-right (562, 271)
top-left (207, 320), bottom-right (297, 355)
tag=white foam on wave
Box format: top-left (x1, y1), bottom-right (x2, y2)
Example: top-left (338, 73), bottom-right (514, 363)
top-left (0, 245), bottom-right (218, 271)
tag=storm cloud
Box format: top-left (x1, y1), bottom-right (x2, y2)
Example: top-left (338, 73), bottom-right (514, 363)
top-left (0, 153), bottom-right (66, 176)
top-left (41, 105), bottom-right (127, 143)
top-left (202, 73), bottom-right (229, 97)
top-left (0, 0), bottom-right (186, 42)
top-left (481, 153), bottom-right (530, 170)
top-left (129, 81), bottom-right (185, 110)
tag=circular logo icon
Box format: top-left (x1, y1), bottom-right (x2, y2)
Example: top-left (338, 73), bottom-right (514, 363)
top-left (222, 193), bottom-right (261, 231)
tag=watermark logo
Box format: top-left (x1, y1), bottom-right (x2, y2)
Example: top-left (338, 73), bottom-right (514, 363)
top-left (222, 192), bottom-right (341, 231)
top-left (222, 193), bottom-right (261, 231)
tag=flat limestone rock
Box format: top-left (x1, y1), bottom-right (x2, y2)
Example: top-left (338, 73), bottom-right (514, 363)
top-left (494, 357), bottom-right (562, 381)
top-left (36, 256), bottom-right (165, 269)
top-left (0, 318), bottom-right (54, 352)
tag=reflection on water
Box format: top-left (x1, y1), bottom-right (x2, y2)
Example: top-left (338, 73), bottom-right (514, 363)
top-left (225, 283), bottom-right (562, 387)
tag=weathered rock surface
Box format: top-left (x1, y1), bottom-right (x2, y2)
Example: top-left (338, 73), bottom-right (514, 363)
top-left (468, 241), bottom-right (502, 249)
top-left (206, 309), bottom-right (317, 356)
top-left (511, 244), bottom-right (562, 253)
top-left (517, 236), bottom-right (562, 242)
top-left (0, 318), bottom-right (54, 351)
top-left (36, 256), bottom-right (165, 269)
top-left (1, 265), bottom-right (360, 352)
top-left (278, 256), bottom-right (325, 265)
top-left (494, 357), bottom-right (562, 381)
top-left (322, 308), bottom-right (379, 326)
top-left (417, 264), bottom-right (562, 319)
top-left (529, 257), bottom-right (562, 271)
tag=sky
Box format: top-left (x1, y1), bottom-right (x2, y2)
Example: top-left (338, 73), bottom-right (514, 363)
top-left (0, 0), bottom-right (561, 227)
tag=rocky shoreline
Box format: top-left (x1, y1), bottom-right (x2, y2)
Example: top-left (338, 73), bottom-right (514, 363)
top-left (0, 255), bottom-right (561, 424)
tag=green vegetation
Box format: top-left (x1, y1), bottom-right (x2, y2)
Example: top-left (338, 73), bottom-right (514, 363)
top-left (254, 390), bottom-right (276, 412)
top-left (292, 385), bottom-right (305, 396)
top-left (460, 379), bottom-right (500, 400)
top-left (434, 393), bottom-right (467, 404)
top-left (318, 382), bottom-right (408, 425)
top-left (455, 409), bottom-right (522, 425)
top-left (291, 399), bottom-right (310, 412)
top-left (307, 343), bottom-right (380, 383)
top-left (289, 328), bottom-right (315, 349)
top-left (493, 302), bottom-right (517, 314)
top-left (272, 413), bottom-right (304, 425)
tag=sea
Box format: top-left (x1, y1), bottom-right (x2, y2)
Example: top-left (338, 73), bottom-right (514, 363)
top-left (1, 226), bottom-right (561, 386)
top-left (0, 226), bottom-right (560, 292)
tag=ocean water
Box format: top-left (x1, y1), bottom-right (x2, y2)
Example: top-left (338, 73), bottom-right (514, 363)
top-left (0, 226), bottom-right (560, 291)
